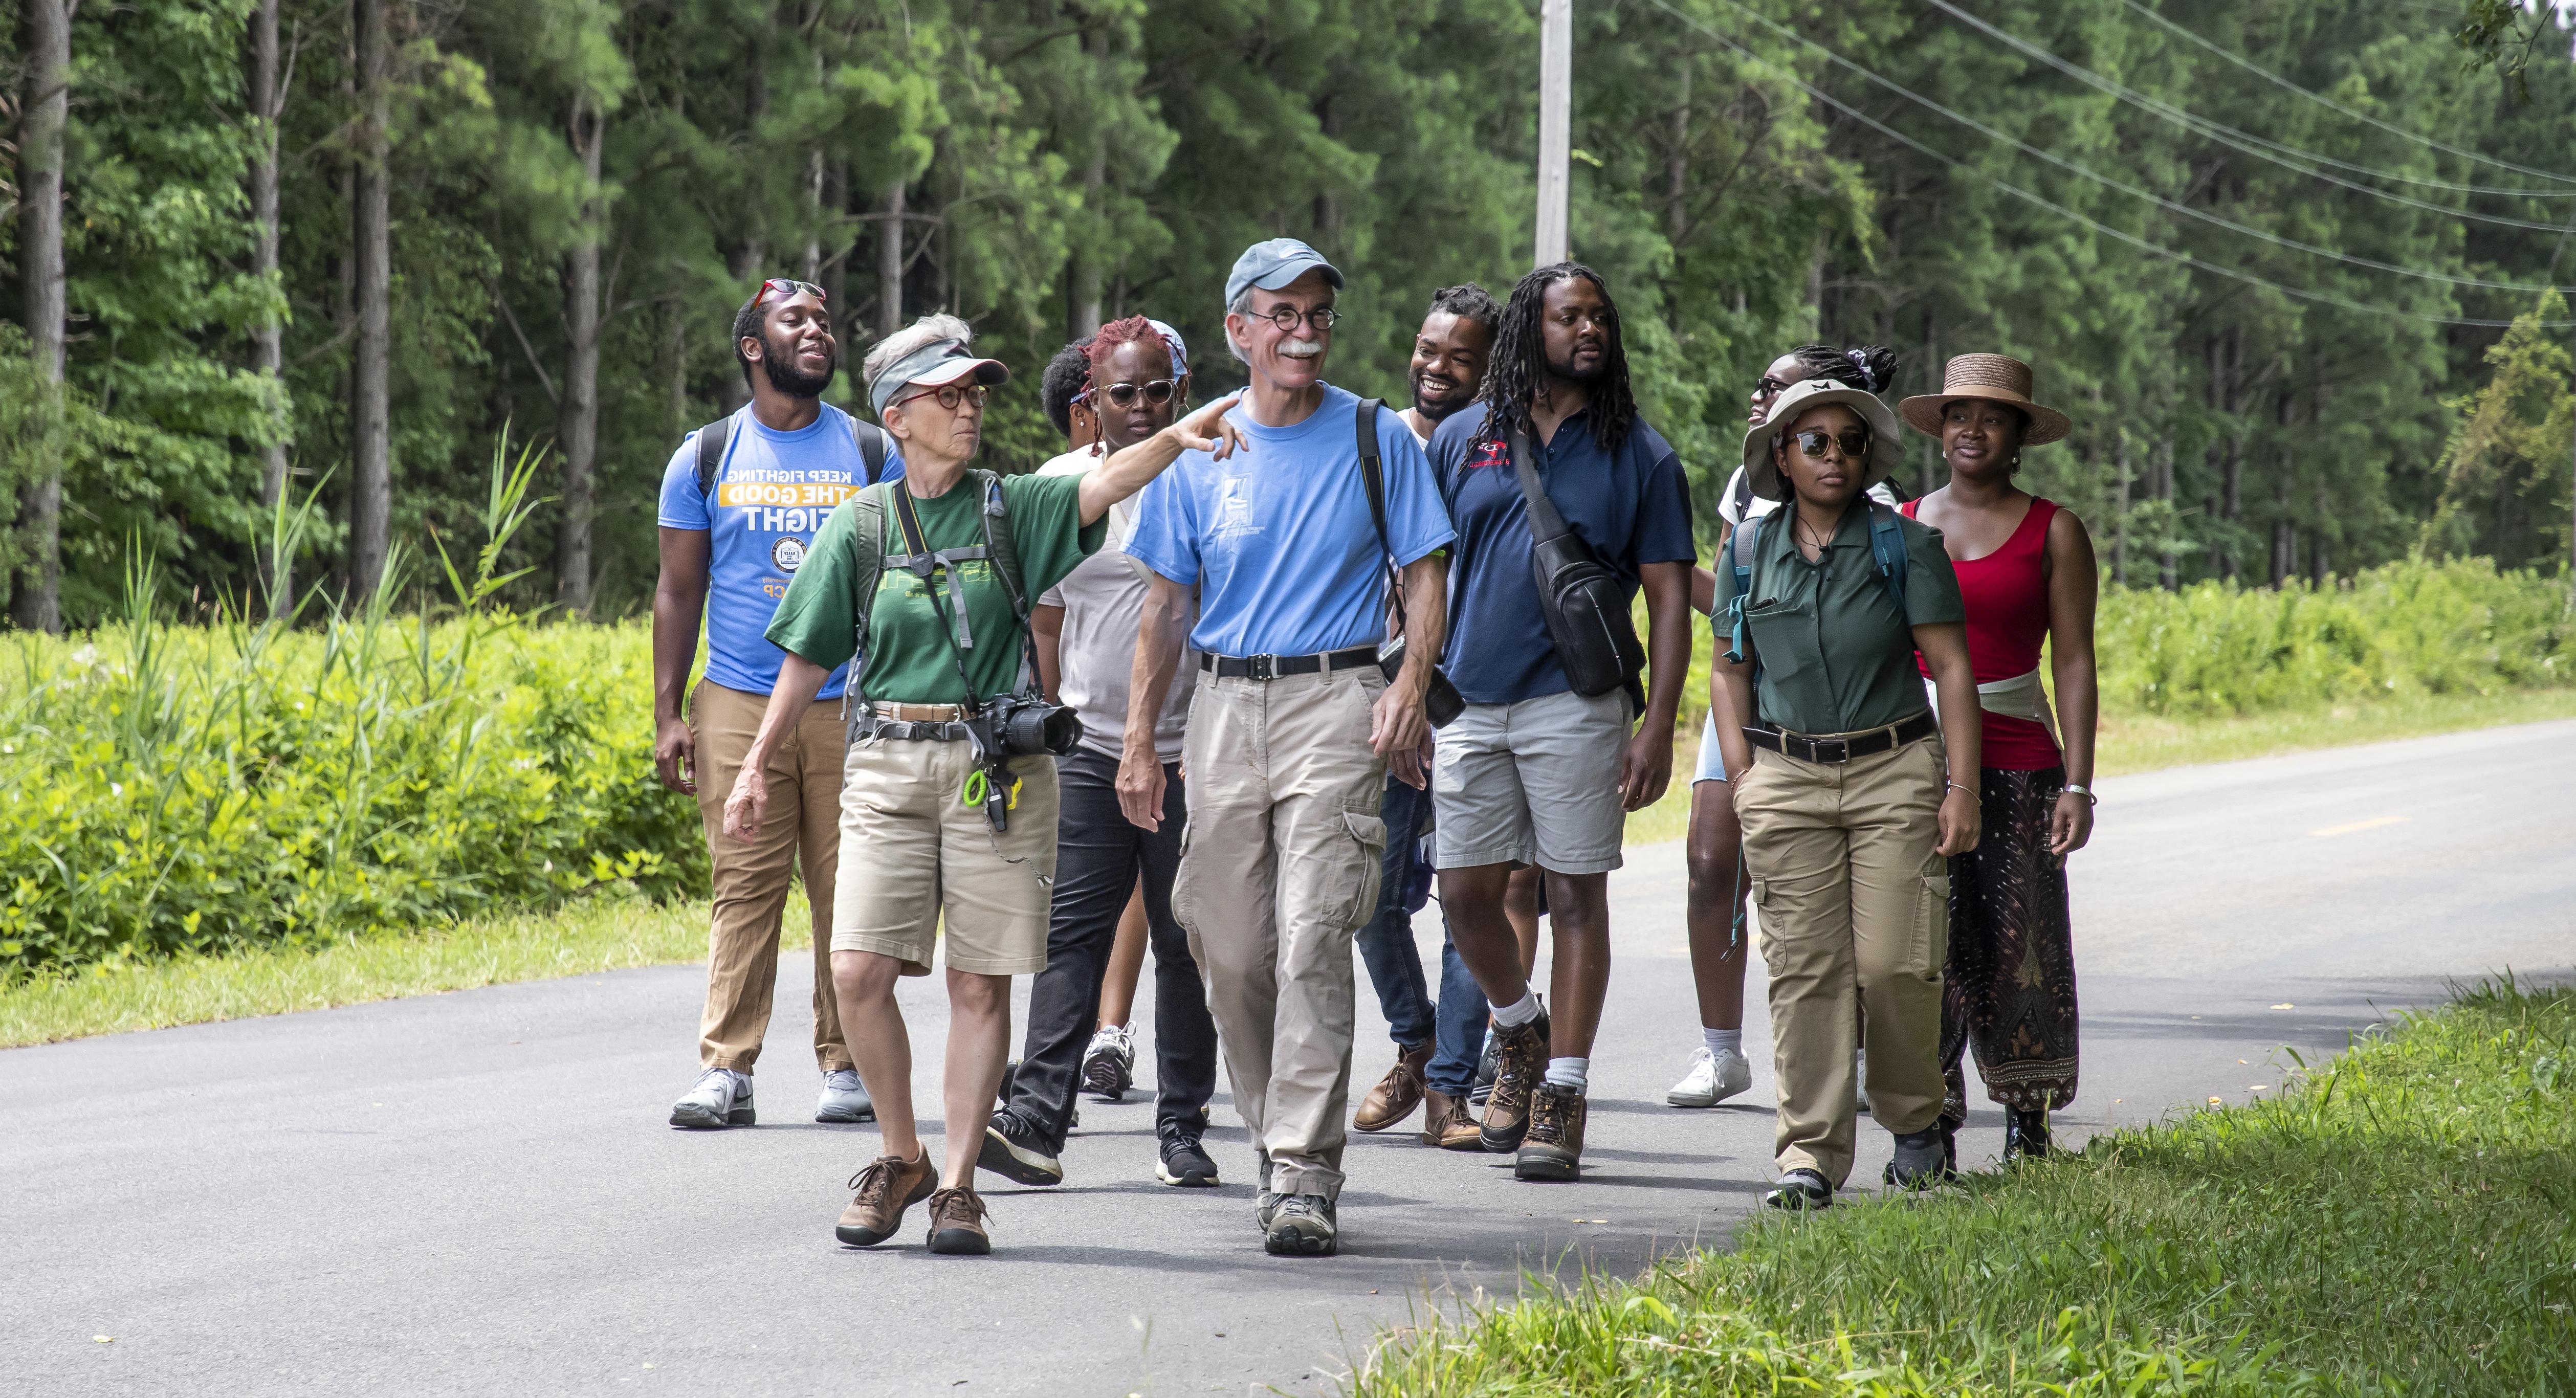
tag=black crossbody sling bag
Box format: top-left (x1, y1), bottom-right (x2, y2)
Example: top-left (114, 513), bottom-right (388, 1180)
top-left (1506, 428), bottom-right (1646, 706)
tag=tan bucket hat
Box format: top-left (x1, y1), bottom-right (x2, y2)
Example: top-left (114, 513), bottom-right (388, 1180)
top-left (1899, 353), bottom-right (2071, 446)
top-left (1741, 377), bottom-right (1905, 502)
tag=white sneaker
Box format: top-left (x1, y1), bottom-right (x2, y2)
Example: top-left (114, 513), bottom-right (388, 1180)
top-left (1666, 1046), bottom-right (1754, 1107)
top-left (1080, 1024), bottom-right (1135, 1101)
top-left (815, 1068), bottom-right (874, 1123)
top-left (669, 1067), bottom-right (753, 1129)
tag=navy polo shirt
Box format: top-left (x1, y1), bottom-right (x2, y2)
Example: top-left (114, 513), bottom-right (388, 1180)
top-left (1428, 401), bottom-right (1695, 705)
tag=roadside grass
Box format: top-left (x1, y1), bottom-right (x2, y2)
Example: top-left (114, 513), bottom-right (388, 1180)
top-left (1622, 685), bottom-right (2576, 848)
top-left (0, 891), bottom-right (750, 1050)
top-left (1349, 979), bottom-right (2576, 1397)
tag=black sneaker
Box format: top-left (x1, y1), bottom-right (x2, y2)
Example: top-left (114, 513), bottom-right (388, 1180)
top-left (1764, 1168), bottom-right (1832, 1211)
top-left (975, 1109), bottom-right (1064, 1187)
top-left (1155, 1128), bottom-right (1221, 1187)
top-left (1467, 1028), bottom-right (1500, 1108)
top-left (1263, 1193), bottom-right (1337, 1256)
top-left (1883, 1126), bottom-right (1950, 1189)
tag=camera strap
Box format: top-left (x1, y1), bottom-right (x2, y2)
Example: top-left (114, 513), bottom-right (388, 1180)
top-left (888, 479), bottom-right (1039, 838)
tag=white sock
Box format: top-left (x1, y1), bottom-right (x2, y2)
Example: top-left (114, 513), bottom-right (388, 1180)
top-left (1544, 1057), bottom-right (1588, 1093)
top-left (1491, 992), bottom-right (1542, 1029)
top-left (1703, 1027), bottom-right (1743, 1057)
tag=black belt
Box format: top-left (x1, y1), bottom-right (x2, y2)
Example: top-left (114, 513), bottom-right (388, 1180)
top-left (1744, 711), bottom-right (1937, 765)
top-left (1200, 646), bottom-right (1378, 681)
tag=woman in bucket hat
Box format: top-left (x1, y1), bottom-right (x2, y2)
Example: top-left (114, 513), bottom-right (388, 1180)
top-left (1708, 376), bottom-right (1984, 1211)
top-left (1897, 353), bottom-right (2099, 1166)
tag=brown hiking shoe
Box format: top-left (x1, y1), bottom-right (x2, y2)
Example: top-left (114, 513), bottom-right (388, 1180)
top-left (1353, 1042), bottom-right (1433, 1132)
top-left (834, 1150), bottom-right (935, 1247)
top-left (1421, 1088), bottom-right (1484, 1150)
top-left (1478, 1012), bottom-right (1552, 1152)
top-left (924, 1186), bottom-right (992, 1255)
top-left (1514, 1082), bottom-right (1587, 1181)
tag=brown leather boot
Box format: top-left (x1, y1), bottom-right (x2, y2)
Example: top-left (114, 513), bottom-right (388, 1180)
top-left (1353, 1042), bottom-right (1433, 1132)
top-left (1514, 1082), bottom-right (1587, 1181)
top-left (1421, 1089), bottom-right (1484, 1150)
top-left (834, 1149), bottom-right (936, 1247)
top-left (1478, 1011), bottom-right (1552, 1152)
top-left (924, 1185), bottom-right (992, 1255)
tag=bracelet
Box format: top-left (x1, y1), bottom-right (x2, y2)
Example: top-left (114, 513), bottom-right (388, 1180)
top-left (1945, 780), bottom-right (1978, 798)
top-left (2062, 783), bottom-right (2098, 806)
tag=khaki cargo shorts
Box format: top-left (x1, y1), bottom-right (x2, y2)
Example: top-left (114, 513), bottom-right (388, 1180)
top-left (829, 734), bottom-right (1058, 977)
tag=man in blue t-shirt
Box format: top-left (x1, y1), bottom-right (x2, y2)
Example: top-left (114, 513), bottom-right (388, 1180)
top-left (1423, 263), bottom-right (1696, 1186)
top-left (1120, 239), bottom-right (1455, 1259)
top-left (652, 278), bottom-right (902, 1132)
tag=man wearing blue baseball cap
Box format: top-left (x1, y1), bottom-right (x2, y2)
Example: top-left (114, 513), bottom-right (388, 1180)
top-left (1120, 239), bottom-right (1457, 1257)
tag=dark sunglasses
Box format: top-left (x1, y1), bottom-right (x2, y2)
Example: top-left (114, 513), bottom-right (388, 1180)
top-left (1793, 427), bottom-right (1872, 459)
top-left (1093, 379), bottom-right (1179, 409)
top-left (753, 278), bottom-right (826, 307)
top-left (1754, 375), bottom-right (1794, 397)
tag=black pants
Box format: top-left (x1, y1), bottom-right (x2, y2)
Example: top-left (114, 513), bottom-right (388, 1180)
top-left (1004, 746), bottom-right (1216, 1149)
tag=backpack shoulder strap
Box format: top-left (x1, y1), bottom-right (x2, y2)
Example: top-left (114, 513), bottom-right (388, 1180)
top-left (1722, 513), bottom-right (1769, 668)
top-left (850, 414), bottom-right (889, 486)
top-left (694, 414), bottom-right (734, 497)
top-left (1356, 398), bottom-right (1393, 568)
top-left (843, 482), bottom-right (891, 695)
top-left (971, 469), bottom-right (1030, 624)
top-left (1866, 498), bottom-right (1910, 620)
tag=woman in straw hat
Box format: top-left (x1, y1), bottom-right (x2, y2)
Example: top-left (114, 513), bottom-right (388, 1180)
top-left (1707, 376), bottom-right (1983, 1211)
top-left (1898, 353), bottom-right (2099, 1166)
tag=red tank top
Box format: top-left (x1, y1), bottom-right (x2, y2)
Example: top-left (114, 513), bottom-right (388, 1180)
top-left (1903, 496), bottom-right (2063, 771)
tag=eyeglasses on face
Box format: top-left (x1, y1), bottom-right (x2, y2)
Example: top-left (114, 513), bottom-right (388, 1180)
top-left (1754, 375), bottom-right (1794, 397)
top-left (1793, 427), bottom-right (1871, 459)
top-left (1091, 379), bottom-right (1178, 409)
top-left (754, 278), bottom-right (826, 307)
top-left (1251, 304), bottom-right (1341, 333)
top-left (899, 383), bottom-right (990, 412)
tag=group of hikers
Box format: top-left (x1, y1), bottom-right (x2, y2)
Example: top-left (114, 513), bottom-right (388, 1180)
top-left (649, 236), bottom-right (2100, 1258)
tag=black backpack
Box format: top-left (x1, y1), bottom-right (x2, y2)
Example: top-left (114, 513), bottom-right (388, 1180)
top-left (1506, 427), bottom-right (1646, 708)
top-left (693, 408), bottom-right (891, 496)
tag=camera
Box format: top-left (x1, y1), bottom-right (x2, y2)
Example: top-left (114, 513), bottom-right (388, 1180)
top-left (976, 691), bottom-right (1083, 759)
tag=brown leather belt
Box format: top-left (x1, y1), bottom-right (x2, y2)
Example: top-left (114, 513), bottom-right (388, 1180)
top-left (867, 701), bottom-right (966, 722)
top-left (1744, 711), bottom-right (1938, 765)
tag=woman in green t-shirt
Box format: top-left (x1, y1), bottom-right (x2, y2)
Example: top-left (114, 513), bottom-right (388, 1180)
top-left (1707, 376), bottom-right (1981, 1213)
top-left (720, 313), bottom-right (1240, 1257)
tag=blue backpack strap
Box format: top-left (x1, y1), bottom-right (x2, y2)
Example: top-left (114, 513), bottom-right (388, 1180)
top-left (1722, 513), bottom-right (1766, 668)
top-left (1866, 498), bottom-right (1909, 622)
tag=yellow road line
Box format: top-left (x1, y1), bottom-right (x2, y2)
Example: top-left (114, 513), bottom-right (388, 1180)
top-left (2310, 815), bottom-right (2406, 837)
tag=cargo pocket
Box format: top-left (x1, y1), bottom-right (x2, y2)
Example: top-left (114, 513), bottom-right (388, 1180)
top-left (1169, 820), bottom-right (1201, 934)
top-left (1749, 878), bottom-right (1790, 977)
top-left (1321, 808), bottom-right (1389, 930)
top-left (1905, 851), bottom-right (1952, 981)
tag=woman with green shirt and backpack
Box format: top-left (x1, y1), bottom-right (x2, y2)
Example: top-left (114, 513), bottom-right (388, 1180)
top-left (721, 314), bottom-right (1241, 1256)
top-left (1708, 377), bottom-right (1983, 1212)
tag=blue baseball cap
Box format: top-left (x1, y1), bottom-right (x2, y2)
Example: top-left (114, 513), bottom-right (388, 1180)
top-left (1146, 318), bottom-right (1190, 376)
top-left (1224, 238), bottom-right (1344, 313)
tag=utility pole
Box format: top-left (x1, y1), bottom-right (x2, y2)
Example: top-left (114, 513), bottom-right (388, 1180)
top-left (1534, 0), bottom-right (1571, 267)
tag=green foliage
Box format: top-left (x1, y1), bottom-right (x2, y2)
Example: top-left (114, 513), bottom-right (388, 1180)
top-left (1352, 980), bottom-right (2576, 1396)
top-left (2420, 290), bottom-right (2576, 570)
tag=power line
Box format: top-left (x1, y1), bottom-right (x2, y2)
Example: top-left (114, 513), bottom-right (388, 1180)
top-left (1918, 0), bottom-right (2576, 232)
top-left (1707, 0), bottom-right (2576, 296)
top-left (1637, 0), bottom-right (2574, 329)
top-left (2119, 0), bottom-right (2576, 191)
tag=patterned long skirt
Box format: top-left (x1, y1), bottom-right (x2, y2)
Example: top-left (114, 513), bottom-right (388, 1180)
top-left (1939, 766), bottom-right (2079, 1124)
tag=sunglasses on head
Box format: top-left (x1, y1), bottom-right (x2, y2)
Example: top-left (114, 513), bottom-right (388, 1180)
top-left (898, 382), bottom-right (989, 412)
top-left (753, 278), bottom-right (826, 307)
top-left (1087, 379), bottom-right (1179, 409)
top-left (1792, 427), bottom-right (1872, 459)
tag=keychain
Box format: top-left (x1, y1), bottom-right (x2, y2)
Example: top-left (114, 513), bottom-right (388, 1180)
top-left (960, 768), bottom-right (1023, 812)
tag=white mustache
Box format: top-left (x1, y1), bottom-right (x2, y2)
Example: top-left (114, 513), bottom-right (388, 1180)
top-left (1279, 338), bottom-right (1325, 357)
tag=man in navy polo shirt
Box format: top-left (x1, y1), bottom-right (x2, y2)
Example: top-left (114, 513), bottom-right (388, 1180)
top-left (653, 278), bottom-right (902, 1131)
top-left (1121, 238), bottom-right (1454, 1257)
top-left (1424, 262), bottom-right (1694, 1183)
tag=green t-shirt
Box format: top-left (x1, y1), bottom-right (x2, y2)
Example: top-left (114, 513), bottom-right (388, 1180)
top-left (766, 471), bottom-right (1104, 704)
top-left (1714, 500), bottom-right (1964, 737)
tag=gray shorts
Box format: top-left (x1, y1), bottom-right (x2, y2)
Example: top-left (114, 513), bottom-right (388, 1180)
top-left (1433, 687), bottom-right (1632, 875)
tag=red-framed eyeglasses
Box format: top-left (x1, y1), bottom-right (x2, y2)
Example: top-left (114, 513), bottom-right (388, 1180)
top-left (753, 278), bottom-right (827, 307)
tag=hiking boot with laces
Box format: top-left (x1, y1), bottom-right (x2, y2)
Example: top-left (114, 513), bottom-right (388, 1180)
top-left (1513, 1082), bottom-right (1587, 1182)
top-left (924, 1186), bottom-right (992, 1255)
top-left (1666, 1045), bottom-right (1753, 1107)
top-left (1764, 1167), bottom-right (1832, 1211)
top-left (976, 1109), bottom-right (1064, 1187)
top-left (1352, 1041), bottom-right (1432, 1132)
top-left (1263, 1193), bottom-right (1337, 1257)
top-left (1421, 1089), bottom-right (1483, 1150)
top-left (1468, 1028), bottom-right (1500, 1108)
top-left (1155, 1127), bottom-right (1220, 1187)
top-left (1478, 1012), bottom-right (1552, 1153)
top-left (834, 1149), bottom-right (936, 1247)
top-left (1080, 1025), bottom-right (1135, 1101)
top-left (669, 1067), bottom-right (754, 1129)
top-left (814, 1068), bottom-right (873, 1123)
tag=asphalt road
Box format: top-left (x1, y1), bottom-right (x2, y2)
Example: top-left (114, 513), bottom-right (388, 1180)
top-left (10, 721), bottom-right (2573, 1397)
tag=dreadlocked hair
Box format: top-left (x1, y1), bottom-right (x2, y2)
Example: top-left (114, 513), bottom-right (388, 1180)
top-left (1477, 262), bottom-right (1634, 454)
top-left (1087, 316), bottom-right (1174, 378)
top-left (1783, 343), bottom-right (1899, 396)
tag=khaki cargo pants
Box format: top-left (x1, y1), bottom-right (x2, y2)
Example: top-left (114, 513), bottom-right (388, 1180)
top-left (689, 680), bottom-right (852, 1075)
top-left (1173, 664), bottom-right (1390, 1202)
top-left (1732, 733), bottom-right (1949, 1187)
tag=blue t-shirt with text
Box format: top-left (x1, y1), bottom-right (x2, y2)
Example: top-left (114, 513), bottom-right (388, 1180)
top-left (1428, 401), bottom-right (1694, 705)
top-left (1126, 384), bottom-right (1455, 658)
top-left (656, 404), bottom-right (904, 699)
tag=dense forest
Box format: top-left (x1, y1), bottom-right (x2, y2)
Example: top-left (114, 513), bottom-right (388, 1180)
top-left (3, 0), bottom-right (2572, 629)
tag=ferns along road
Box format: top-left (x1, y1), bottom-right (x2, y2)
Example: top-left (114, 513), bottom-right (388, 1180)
top-left (7, 721), bottom-right (2572, 1397)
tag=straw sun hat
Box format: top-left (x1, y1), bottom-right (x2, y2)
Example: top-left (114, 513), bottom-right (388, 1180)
top-left (1898, 353), bottom-right (2071, 446)
top-left (1741, 377), bottom-right (1905, 502)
